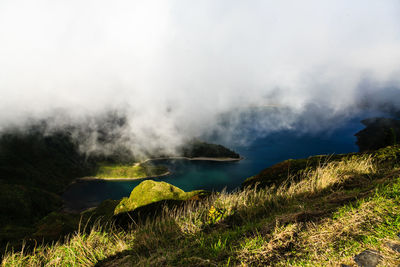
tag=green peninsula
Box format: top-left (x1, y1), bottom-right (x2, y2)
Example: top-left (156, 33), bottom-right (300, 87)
top-left (83, 162), bottom-right (169, 181)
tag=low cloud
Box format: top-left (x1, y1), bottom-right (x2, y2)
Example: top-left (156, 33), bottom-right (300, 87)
top-left (1, 0), bottom-right (400, 155)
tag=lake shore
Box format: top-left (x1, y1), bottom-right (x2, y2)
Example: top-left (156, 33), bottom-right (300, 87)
top-left (141, 156), bottom-right (243, 164)
top-left (76, 170), bottom-right (171, 182)
top-left (72, 157), bottom-right (242, 183)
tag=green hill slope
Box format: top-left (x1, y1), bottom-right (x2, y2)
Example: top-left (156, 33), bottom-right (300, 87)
top-left (3, 145), bottom-right (400, 266)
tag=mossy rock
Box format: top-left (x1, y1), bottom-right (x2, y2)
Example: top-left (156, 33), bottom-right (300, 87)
top-left (114, 180), bottom-right (206, 215)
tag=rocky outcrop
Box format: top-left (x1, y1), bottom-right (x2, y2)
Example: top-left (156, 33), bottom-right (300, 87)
top-left (114, 180), bottom-right (206, 215)
top-left (353, 250), bottom-right (382, 267)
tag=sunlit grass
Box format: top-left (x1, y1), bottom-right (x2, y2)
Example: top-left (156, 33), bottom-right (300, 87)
top-left (2, 223), bottom-right (132, 267)
top-left (95, 163), bottom-right (168, 179)
top-left (3, 154), bottom-right (400, 266)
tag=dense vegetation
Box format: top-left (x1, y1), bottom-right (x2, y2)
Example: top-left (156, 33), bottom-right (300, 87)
top-left (0, 127), bottom-right (95, 252)
top-left (178, 140), bottom-right (240, 159)
top-left (3, 144), bottom-right (400, 266)
top-left (0, 127), bottom-right (92, 191)
top-left (355, 117), bottom-right (400, 152)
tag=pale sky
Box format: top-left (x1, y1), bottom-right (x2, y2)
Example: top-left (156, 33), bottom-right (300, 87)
top-left (1, 1), bottom-right (400, 151)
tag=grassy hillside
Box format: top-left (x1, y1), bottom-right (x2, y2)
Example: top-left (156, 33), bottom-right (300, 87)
top-left (0, 127), bottom-right (96, 253)
top-left (0, 128), bottom-right (93, 191)
top-left (3, 146), bottom-right (400, 266)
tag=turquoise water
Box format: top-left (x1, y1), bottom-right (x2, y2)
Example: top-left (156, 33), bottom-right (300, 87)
top-left (63, 116), bottom-right (366, 211)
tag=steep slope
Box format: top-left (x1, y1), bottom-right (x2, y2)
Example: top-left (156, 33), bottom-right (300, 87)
top-left (4, 145), bottom-right (400, 266)
top-left (0, 127), bottom-right (94, 252)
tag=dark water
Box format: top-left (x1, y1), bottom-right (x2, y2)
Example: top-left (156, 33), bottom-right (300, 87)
top-left (63, 116), bottom-right (369, 211)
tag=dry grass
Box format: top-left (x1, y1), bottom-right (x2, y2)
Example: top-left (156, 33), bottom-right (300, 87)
top-left (3, 155), bottom-right (400, 266)
top-left (2, 223), bottom-right (132, 267)
top-left (282, 155), bottom-right (376, 197)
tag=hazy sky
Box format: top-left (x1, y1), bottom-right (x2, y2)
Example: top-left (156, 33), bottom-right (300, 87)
top-left (1, 1), bottom-right (400, 153)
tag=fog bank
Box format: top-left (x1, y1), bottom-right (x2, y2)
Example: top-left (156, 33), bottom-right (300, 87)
top-left (1, 1), bottom-right (400, 154)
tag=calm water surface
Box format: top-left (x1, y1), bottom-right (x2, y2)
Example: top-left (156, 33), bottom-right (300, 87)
top-left (63, 116), bottom-right (369, 211)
